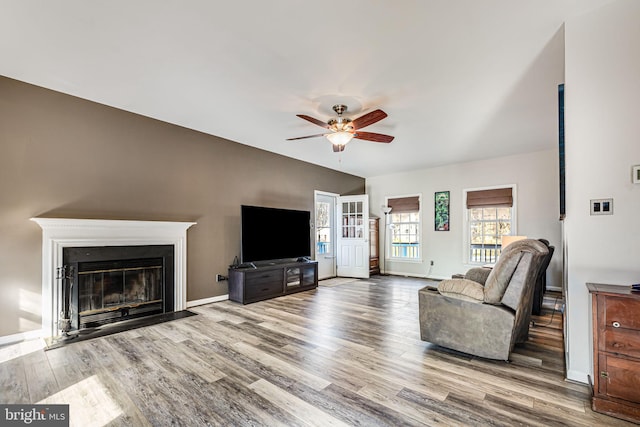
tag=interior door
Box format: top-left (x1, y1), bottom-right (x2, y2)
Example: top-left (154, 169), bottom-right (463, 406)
top-left (337, 195), bottom-right (370, 278)
top-left (314, 192), bottom-right (337, 279)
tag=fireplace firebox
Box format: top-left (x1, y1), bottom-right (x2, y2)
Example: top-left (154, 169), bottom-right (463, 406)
top-left (62, 245), bottom-right (174, 331)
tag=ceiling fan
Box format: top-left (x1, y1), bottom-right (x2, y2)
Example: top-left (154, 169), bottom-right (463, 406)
top-left (287, 104), bottom-right (394, 152)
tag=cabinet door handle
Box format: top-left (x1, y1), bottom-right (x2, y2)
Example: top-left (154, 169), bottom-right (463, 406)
top-left (612, 321), bottom-right (621, 328)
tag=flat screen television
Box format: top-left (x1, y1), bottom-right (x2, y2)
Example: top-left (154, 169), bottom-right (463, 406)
top-left (241, 205), bottom-right (311, 263)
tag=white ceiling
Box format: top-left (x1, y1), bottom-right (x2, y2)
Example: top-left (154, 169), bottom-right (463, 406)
top-left (0, 0), bottom-right (612, 178)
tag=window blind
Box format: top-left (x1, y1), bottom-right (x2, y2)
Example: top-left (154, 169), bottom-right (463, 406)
top-left (466, 188), bottom-right (513, 208)
top-left (388, 196), bottom-right (420, 213)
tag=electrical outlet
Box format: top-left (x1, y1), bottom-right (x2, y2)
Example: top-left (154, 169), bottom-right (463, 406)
top-left (216, 274), bottom-right (227, 282)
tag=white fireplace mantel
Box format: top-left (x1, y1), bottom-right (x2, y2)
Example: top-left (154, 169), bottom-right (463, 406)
top-left (31, 218), bottom-right (196, 339)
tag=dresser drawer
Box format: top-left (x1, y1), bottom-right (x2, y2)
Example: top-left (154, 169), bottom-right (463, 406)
top-left (604, 328), bottom-right (640, 358)
top-left (598, 353), bottom-right (640, 403)
top-left (604, 296), bottom-right (640, 330)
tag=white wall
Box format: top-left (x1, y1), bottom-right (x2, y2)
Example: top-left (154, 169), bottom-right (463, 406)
top-left (564, 0), bottom-right (640, 383)
top-left (366, 149), bottom-right (561, 286)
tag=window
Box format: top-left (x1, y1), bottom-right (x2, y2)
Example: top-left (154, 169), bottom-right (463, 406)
top-left (469, 207), bottom-right (512, 263)
top-left (465, 187), bottom-right (515, 264)
top-left (315, 201), bottom-right (331, 255)
top-left (341, 201), bottom-right (364, 239)
top-left (387, 195), bottom-right (421, 260)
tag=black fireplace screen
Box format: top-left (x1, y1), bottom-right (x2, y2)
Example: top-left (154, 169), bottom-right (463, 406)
top-left (76, 257), bottom-right (165, 327)
top-left (78, 261), bottom-right (163, 316)
top-left (63, 245), bottom-right (174, 331)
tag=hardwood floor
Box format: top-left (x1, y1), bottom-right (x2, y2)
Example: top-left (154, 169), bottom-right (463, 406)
top-left (0, 275), bottom-right (633, 426)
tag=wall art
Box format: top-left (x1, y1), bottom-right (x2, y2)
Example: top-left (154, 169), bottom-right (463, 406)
top-left (435, 191), bottom-right (450, 231)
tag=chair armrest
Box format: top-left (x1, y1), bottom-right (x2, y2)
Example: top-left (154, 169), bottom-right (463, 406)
top-left (464, 267), bottom-right (492, 285)
top-left (437, 279), bottom-right (484, 303)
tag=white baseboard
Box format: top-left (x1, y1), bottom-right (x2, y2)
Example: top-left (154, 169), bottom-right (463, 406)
top-left (187, 294), bottom-right (229, 308)
top-left (382, 269), bottom-right (425, 278)
top-left (0, 329), bottom-right (43, 346)
top-left (381, 270), bottom-right (445, 281)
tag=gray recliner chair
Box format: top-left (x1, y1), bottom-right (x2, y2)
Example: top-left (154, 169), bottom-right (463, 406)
top-left (531, 238), bottom-right (554, 315)
top-left (418, 239), bottom-right (548, 361)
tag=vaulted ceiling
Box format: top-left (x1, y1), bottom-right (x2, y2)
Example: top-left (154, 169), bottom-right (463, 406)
top-left (0, 0), bottom-right (612, 178)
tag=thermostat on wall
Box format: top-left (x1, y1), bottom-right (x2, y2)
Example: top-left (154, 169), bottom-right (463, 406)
top-left (590, 198), bottom-right (613, 215)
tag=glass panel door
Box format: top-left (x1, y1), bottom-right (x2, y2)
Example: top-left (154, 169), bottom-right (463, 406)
top-left (315, 192), bottom-right (337, 280)
top-left (337, 195), bottom-right (369, 279)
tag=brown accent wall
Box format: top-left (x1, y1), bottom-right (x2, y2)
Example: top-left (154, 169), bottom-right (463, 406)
top-left (0, 76), bottom-right (365, 337)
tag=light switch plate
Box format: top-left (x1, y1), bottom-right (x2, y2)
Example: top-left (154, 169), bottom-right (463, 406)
top-left (633, 165), bottom-right (640, 184)
top-left (590, 198), bottom-right (613, 215)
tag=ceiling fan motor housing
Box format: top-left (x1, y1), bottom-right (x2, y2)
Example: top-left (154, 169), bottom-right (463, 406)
top-left (328, 117), bottom-right (353, 132)
top-left (332, 104), bottom-right (348, 115)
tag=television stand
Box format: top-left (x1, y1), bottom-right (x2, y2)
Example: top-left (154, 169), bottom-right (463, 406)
top-left (228, 260), bottom-right (318, 304)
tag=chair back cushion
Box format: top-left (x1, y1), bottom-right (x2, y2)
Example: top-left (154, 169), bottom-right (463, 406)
top-left (483, 250), bottom-right (523, 304)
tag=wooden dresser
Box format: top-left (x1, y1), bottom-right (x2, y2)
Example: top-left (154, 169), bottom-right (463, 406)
top-left (369, 217), bottom-right (380, 275)
top-left (587, 283), bottom-right (640, 423)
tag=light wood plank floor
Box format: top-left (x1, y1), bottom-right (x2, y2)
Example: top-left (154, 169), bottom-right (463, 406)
top-left (0, 276), bottom-right (633, 426)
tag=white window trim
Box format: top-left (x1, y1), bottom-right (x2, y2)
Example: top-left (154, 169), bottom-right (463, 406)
top-left (462, 184), bottom-right (517, 267)
top-left (385, 193), bottom-right (423, 263)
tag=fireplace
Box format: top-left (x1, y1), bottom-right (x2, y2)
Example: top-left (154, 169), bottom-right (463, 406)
top-left (32, 218), bottom-right (196, 339)
top-left (63, 245), bottom-right (174, 330)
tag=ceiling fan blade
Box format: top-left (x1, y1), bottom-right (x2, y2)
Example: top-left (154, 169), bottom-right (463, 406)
top-left (351, 109), bottom-right (387, 130)
top-left (286, 133), bottom-right (327, 141)
top-left (354, 131), bottom-right (394, 143)
top-left (297, 114), bottom-right (330, 129)
top-left (332, 144), bottom-right (346, 153)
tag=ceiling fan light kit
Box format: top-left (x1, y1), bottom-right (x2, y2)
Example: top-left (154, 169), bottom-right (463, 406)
top-left (326, 131), bottom-right (354, 146)
top-left (287, 104), bottom-right (394, 152)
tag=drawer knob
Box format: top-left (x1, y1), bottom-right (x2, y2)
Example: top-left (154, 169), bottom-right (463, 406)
top-left (612, 321), bottom-right (621, 328)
